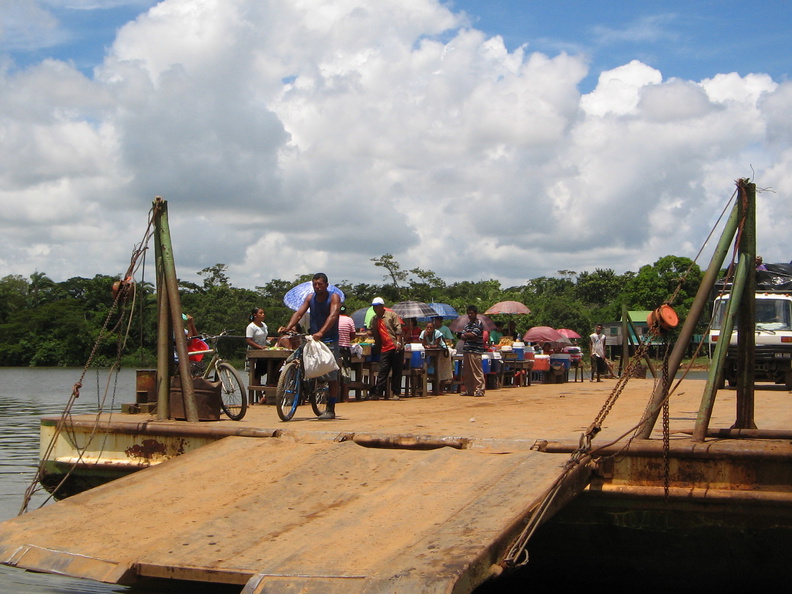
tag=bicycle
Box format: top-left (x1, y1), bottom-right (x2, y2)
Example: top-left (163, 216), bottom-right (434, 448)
top-left (188, 332), bottom-right (248, 421)
top-left (275, 334), bottom-right (331, 421)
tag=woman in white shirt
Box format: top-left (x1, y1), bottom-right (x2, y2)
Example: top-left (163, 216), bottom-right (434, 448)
top-left (246, 308), bottom-right (269, 349)
top-left (246, 308), bottom-right (270, 402)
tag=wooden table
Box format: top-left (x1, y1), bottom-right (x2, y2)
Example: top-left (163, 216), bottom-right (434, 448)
top-left (246, 349), bottom-right (292, 405)
top-left (500, 353), bottom-right (535, 387)
top-left (424, 347), bottom-right (446, 395)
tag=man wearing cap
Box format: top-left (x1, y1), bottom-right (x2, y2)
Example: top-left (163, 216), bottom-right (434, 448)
top-left (367, 297), bottom-right (404, 400)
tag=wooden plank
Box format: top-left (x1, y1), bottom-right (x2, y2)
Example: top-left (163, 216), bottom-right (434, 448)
top-left (0, 436), bottom-right (579, 592)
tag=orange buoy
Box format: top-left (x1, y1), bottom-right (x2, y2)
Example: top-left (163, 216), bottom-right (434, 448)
top-left (647, 304), bottom-right (678, 333)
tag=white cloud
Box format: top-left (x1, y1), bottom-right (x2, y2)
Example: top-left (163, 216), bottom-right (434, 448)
top-left (1, 0), bottom-right (791, 292)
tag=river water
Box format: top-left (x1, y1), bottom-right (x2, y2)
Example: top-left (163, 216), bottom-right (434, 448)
top-left (0, 367), bottom-right (241, 594)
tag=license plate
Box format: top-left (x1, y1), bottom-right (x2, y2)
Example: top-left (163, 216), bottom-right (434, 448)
top-left (774, 352), bottom-right (792, 359)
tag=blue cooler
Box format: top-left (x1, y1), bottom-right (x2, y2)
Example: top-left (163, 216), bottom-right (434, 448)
top-left (409, 344), bottom-right (425, 368)
top-left (482, 353), bottom-right (491, 373)
top-left (513, 342), bottom-right (525, 360)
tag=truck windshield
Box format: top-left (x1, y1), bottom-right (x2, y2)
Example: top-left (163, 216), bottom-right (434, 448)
top-left (712, 298), bottom-right (792, 331)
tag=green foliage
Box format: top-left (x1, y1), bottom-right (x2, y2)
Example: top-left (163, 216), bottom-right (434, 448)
top-left (0, 254), bottom-right (703, 367)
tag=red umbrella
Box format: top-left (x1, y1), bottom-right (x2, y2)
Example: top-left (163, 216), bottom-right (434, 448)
top-left (484, 300), bottom-right (531, 315)
top-left (522, 326), bottom-right (570, 344)
top-left (449, 313), bottom-right (497, 333)
top-left (557, 328), bottom-right (582, 339)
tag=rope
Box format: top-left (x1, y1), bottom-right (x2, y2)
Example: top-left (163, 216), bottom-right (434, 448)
top-left (19, 204), bottom-right (160, 514)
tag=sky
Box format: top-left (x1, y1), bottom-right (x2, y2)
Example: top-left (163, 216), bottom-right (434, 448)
top-left (1, 0), bottom-right (791, 292)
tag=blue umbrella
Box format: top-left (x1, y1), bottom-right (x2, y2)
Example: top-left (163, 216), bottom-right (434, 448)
top-left (418, 302), bottom-right (457, 322)
top-left (283, 281), bottom-right (345, 311)
top-left (351, 306), bottom-right (374, 329)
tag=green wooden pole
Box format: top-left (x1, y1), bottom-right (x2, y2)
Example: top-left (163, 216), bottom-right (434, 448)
top-left (636, 197), bottom-right (741, 438)
top-left (735, 180), bottom-right (757, 429)
top-left (155, 198), bottom-right (198, 422)
top-left (154, 200), bottom-right (170, 420)
top-left (693, 255), bottom-right (748, 441)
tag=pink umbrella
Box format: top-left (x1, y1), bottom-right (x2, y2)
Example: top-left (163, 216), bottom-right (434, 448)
top-left (522, 326), bottom-right (570, 344)
top-left (484, 300), bottom-right (531, 315)
top-left (557, 328), bottom-right (582, 339)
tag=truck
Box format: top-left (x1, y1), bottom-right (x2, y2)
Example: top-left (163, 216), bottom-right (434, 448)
top-left (708, 263), bottom-right (792, 389)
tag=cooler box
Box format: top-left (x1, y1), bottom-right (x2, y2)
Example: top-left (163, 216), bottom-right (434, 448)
top-left (512, 342), bottom-right (525, 360)
top-left (533, 354), bottom-right (550, 371)
top-left (550, 353), bottom-right (571, 371)
top-left (482, 353), bottom-right (491, 374)
top-left (409, 344), bottom-right (425, 368)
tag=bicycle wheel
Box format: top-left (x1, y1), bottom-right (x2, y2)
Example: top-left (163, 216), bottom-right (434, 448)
top-left (276, 360), bottom-right (301, 421)
top-left (216, 362), bottom-right (248, 421)
top-left (309, 378), bottom-right (330, 417)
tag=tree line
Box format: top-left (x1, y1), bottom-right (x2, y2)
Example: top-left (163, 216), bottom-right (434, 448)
top-left (0, 254), bottom-right (703, 367)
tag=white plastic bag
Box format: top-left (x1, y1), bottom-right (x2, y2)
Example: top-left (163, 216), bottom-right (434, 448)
top-left (303, 336), bottom-right (339, 379)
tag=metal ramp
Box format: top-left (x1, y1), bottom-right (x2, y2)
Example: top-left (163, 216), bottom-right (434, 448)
top-left (0, 435), bottom-right (592, 592)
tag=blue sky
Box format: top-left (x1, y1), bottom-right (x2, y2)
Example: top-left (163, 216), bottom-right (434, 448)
top-left (1, 1), bottom-right (791, 289)
top-left (8, 1), bottom-right (789, 88)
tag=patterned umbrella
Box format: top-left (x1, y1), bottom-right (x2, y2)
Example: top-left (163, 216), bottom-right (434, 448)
top-left (283, 281), bottom-right (345, 311)
top-left (448, 313), bottom-right (497, 333)
top-left (391, 300), bottom-right (439, 319)
top-left (484, 301), bottom-right (531, 315)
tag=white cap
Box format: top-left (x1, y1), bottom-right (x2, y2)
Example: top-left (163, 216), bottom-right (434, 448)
top-left (371, 297), bottom-right (385, 306)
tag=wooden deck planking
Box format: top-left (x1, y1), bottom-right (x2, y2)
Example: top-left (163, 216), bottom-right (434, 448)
top-left (0, 434), bottom-right (575, 591)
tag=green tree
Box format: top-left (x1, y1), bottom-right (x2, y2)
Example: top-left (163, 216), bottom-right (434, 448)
top-left (623, 255), bottom-right (703, 318)
top-left (371, 254), bottom-right (408, 300)
top-left (575, 268), bottom-right (622, 306)
top-left (0, 274), bottom-right (29, 323)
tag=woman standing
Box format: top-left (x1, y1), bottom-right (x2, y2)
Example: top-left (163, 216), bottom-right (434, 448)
top-left (246, 308), bottom-right (270, 402)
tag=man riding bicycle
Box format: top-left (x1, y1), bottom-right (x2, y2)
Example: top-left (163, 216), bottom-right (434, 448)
top-left (279, 273), bottom-right (341, 420)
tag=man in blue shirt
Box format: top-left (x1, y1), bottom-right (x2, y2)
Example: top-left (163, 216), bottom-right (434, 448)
top-left (281, 273), bottom-right (341, 419)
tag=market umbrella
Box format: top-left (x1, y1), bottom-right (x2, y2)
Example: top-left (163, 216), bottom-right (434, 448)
top-left (484, 300), bottom-right (531, 315)
top-left (428, 302), bottom-right (458, 319)
top-left (449, 313), bottom-right (497, 333)
top-left (283, 281), bottom-right (345, 311)
top-left (557, 328), bottom-right (582, 339)
top-left (417, 302), bottom-right (458, 322)
top-left (351, 307), bottom-right (375, 329)
top-left (522, 326), bottom-right (569, 344)
top-left (391, 300), bottom-right (439, 320)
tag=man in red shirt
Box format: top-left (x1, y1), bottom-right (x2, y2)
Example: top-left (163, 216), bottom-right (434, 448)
top-left (367, 297), bottom-right (403, 400)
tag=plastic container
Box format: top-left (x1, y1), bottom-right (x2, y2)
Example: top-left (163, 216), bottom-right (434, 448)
top-left (533, 354), bottom-right (550, 371)
top-left (513, 341), bottom-right (525, 361)
top-left (409, 344), bottom-right (425, 368)
top-left (188, 338), bottom-right (209, 362)
top-left (482, 353), bottom-right (491, 374)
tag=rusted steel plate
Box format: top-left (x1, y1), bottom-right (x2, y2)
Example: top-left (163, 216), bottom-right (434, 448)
top-left (0, 436), bottom-right (577, 592)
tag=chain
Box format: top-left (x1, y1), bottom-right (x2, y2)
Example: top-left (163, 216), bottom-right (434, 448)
top-left (660, 338), bottom-right (672, 499)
